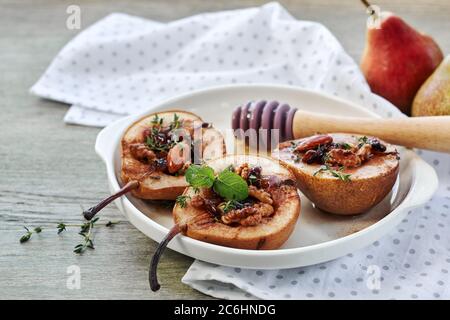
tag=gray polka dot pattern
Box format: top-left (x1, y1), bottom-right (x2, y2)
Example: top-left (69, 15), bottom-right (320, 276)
top-left (30, 3), bottom-right (449, 299)
top-left (184, 166), bottom-right (450, 300)
top-left (183, 147), bottom-right (449, 299)
top-left (176, 5), bottom-right (446, 300)
top-left (30, 3), bottom-right (395, 127)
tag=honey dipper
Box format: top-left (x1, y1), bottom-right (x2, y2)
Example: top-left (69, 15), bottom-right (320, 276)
top-left (231, 100), bottom-right (450, 153)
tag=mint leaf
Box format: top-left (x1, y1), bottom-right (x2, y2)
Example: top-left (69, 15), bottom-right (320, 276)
top-left (185, 165), bottom-right (215, 188)
top-left (185, 165), bottom-right (250, 201)
top-left (213, 169), bottom-right (248, 201)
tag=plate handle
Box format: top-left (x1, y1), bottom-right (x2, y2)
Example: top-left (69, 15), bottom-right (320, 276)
top-left (404, 157), bottom-right (439, 209)
top-left (95, 116), bottom-right (130, 163)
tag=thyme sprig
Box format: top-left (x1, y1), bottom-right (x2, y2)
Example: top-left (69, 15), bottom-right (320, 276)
top-left (19, 226), bottom-right (42, 243)
top-left (105, 221), bottom-right (119, 227)
top-left (358, 136), bottom-right (368, 148)
top-left (74, 217), bottom-right (98, 254)
top-left (248, 173), bottom-right (258, 186)
top-left (57, 223), bottom-right (66, 234)
top-left (175, 195), bottom-right (191, 208)
top-left (19, 219), bottom-right (121, 254)
top-left (146, 113), bottom-right (185, 152)
top-left (145, 127), bottom-right (175, 152)
top-left (220, 200), bottom-right (239, 213)
top-left (314, 164), bottom-right (352, 182)
top-left (340, 142), bottom-right (353, 150)
top-left (170, 113), bottom-right (181, 130)
top-left (151, 114), bottom-right (163, 126)
top-left (56, 220), bottom-right (119, 235)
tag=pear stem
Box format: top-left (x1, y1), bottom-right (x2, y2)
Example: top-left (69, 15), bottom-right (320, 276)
top-left (149, 223), bottom-right (185, 291)
top-left (83, 180), bottom-right (139, 220)
top-left (360, 0), bottom-right (375, 15)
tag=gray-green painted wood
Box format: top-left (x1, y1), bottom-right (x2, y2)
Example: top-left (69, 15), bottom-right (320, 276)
top-left (1, 0), bottom-right (449, 299)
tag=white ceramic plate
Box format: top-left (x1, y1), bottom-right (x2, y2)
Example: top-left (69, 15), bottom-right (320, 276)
top-left (95, 84), bottom-right (438, 269)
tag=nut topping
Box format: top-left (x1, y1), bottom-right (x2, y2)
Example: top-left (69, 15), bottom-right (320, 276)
top-left (326, 142), bottom-right (378, 168)
top-left (190, 195), bottom-right (205, 209)
top-left (239, 212), bottom-right (263, 227)
top-left (326, 149), bottom-right (362, 168)
top-left (248, 185), bottom-right (273, 204)
top-left (131, 114), bottom-right (201, 176)
top-left (129, 143), bottom-right (157, 162)
top-left (235, 163), bottom-right (250, 180)
top-left (288, 134), bottom-right (391, 169)
top-left (187, 163), bottom-right (278, 228)
top-left (167, 142), bottom-right (190, 174)
top-left (221, 203), bottom-right (274, 226)
top-left (355, 143), bottom-right (372, 162)
top-left (294, 134), bottom-right (333, 153)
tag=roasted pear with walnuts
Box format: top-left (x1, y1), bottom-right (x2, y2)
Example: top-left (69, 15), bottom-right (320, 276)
top-left (149, 154), bottom-right (301, 291)
top-left (273, 133), bottom-right (399, 215)
top-left (83, 110), bottom-right (226, 219)
top-left (121, 110), bottom-right (225, 200)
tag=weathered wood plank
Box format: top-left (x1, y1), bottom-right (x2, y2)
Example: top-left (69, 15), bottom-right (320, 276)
top-left (0, 0), bottom-right (448, 299)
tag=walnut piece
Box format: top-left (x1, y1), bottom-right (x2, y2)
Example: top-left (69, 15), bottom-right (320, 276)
top-left (356, 143), bottom-right (372, 162)
top-left (326, 143), bottom-right (375, 168)
top-left (221, 203), bottom-right (274, 226)
top-left (248, 185), bottom-right (273, 204)
top-left (190, 188), bottom-right (222, 214)
top-left (129, 143), bottom-right (156, 162)
top-left (235, 163), bottom-right (250, 180)
top-left (167, 142), bottom-right (190, 174)
top-left (326, 149), bottom-right (361, 168)
top-left (190, 195), bottom-right (205, 209)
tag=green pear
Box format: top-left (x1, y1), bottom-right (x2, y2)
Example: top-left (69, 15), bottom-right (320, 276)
top-left (412, 55), bottom-right (450, 116)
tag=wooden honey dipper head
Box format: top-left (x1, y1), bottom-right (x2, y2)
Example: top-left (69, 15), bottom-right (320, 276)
top-left (231, 100), bottom-right (450, 153)
top-left (231, 100), bottom-right (297, 144)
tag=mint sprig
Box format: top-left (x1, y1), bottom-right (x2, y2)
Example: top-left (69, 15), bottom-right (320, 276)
top-left (185, 165), bottom-right (249, 201)
top-left (213, 169), bottom-right (248, 201)
top-left (185, 165), bottom-right (215, 189)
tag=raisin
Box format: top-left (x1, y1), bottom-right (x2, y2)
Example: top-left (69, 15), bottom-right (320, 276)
top-left (154, 158), bottom-right (168, 172)
top-left (249, 166), bottom-right (262, 179)
top-left (368, 138), bottom-right (386, 152)
top-left (302, 150), bottom-right (319, 164)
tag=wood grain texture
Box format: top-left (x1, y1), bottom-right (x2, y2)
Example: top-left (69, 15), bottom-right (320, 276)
top-left (293, 111), bottom-right (450, 152)
top-left (0, 0), bottom-right (449, 299)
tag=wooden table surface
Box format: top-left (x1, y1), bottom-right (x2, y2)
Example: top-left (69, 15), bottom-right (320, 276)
top-left (1, 0), bottom-right (449, 300)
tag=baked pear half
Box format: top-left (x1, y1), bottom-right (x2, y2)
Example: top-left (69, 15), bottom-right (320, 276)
top-left (149, 154), bottom-right (301, 291)
top-left (273, 133), bottom-right (399, 215)
top-left (82, 110), bottom-right (225, 220)
top-left (121, 110), bottom-right (226, 200)
top-left (173, 155), bottom-right (301, 250)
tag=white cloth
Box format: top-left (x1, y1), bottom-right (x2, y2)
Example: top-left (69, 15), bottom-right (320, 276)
top-left (31, 2), bottom-right (450, 299)
top-left (183, 151), bottom-right (450, 300)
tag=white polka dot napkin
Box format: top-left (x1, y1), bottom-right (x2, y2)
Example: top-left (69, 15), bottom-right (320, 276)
top-left (183, 150), bottom-right (450, 299)
top-left (30, 2), bottom-right (450, 299)
top-left (31, 1), bottom-right (396, 126)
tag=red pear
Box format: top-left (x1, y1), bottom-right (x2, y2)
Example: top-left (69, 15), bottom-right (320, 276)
top-left (361, 8), bottom-right (443, 115)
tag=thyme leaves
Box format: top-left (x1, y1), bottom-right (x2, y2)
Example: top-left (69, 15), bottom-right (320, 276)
top-left (313, 165), bottom-right (352, 182)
